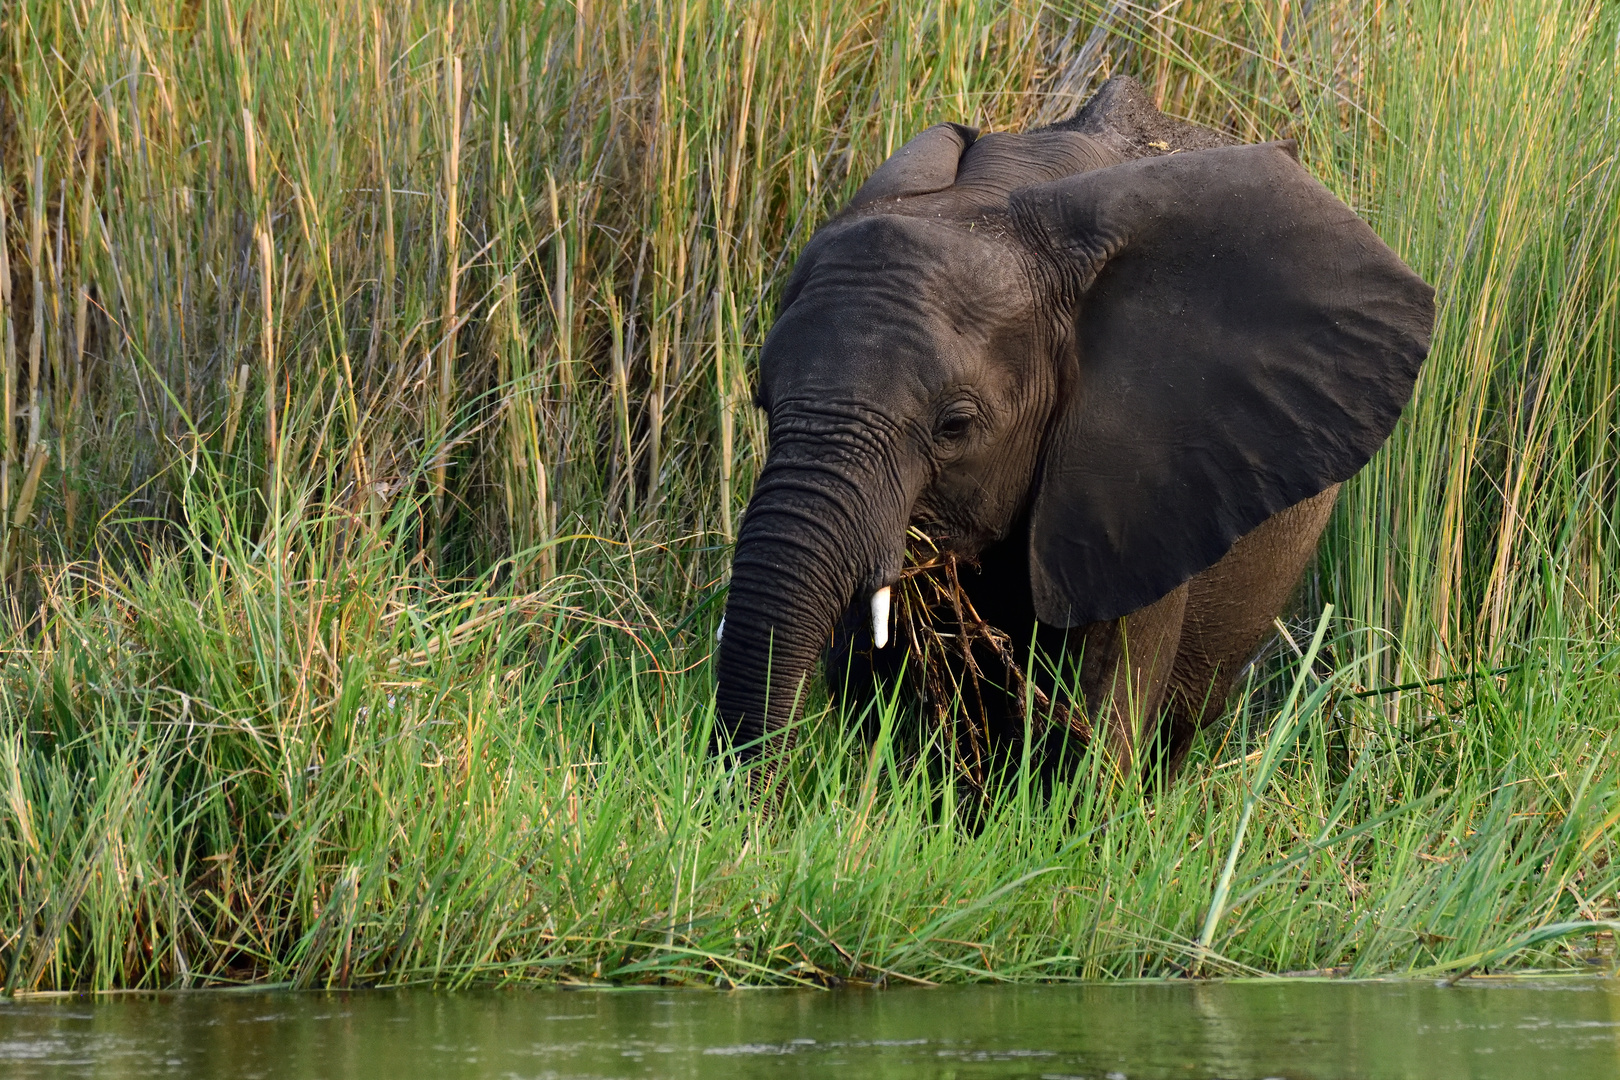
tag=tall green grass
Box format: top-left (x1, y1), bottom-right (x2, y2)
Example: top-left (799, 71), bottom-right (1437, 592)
top-left (2, 0), bottom-right (1618, 990)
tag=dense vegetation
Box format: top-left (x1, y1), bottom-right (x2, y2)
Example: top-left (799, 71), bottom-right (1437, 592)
top-left (2, 0), bottom-right (1617, 992)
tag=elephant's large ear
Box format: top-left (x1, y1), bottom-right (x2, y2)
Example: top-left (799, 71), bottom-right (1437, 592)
top-left (847, 123), bottom-right (978, 209)
top-left (1012, 142), bottom-right (1434, 626)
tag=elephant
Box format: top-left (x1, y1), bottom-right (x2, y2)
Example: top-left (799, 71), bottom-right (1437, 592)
top-left (713, 76), bottom-right (1434, 783)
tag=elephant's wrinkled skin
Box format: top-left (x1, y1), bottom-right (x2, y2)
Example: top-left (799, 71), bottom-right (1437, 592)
top-left (713, 77), bottom-right (1434, 778)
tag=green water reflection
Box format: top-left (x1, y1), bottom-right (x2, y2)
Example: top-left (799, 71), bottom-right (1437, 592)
top-left (3, 979), bottom-right (1617, 1079)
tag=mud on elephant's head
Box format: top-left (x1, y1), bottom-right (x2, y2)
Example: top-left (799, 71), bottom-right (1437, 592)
top-left (714, 77), bottom-right (1434, 772)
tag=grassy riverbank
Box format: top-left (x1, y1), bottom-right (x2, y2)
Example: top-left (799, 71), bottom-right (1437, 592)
top-left (3, 0), bottom-right (1618, 990)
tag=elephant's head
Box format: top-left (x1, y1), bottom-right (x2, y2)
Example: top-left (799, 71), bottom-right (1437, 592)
top-left (713, 77), bottom-right (1433, 765)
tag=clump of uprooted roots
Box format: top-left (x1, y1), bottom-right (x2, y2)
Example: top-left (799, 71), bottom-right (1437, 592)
top-left (888, 529), bottom-right (1093, 796)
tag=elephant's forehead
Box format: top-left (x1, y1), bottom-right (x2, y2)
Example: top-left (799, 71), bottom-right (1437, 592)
top-left (763, 216), bottom-right (1030, 396)
top-left (789, 213), bottom-right (1020, 298)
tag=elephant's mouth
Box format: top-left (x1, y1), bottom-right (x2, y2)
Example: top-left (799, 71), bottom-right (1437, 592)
top-left (863, 511), bottom-right (1000, 655)
top-left (868, 519), bottom-right (954, 652)
top-left (906, 500), bottom-right (1015, 563)
top-left (860, 531), bottom-right (1090, 792)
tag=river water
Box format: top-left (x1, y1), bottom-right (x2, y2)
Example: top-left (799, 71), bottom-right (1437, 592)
top-left (3, 979), bottom-right (1618, 1078)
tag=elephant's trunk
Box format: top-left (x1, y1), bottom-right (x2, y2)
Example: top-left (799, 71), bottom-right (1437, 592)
top-left (714, 447), bottom-right (908, 766)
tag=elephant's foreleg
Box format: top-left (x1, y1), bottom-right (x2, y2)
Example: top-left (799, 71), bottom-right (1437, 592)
top-left (1158, 483), bottom-right (1343, 777)
top-left (1070, 582), bottom-right (1189, 774)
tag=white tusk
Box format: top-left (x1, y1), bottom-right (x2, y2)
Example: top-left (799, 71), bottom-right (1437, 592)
top-left (715, 617), bottom-right (725, 643)
top-left (871, 587), bottom-right (892, 649)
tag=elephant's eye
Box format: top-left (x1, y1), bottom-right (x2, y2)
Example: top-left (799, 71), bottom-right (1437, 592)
top-left (933, 408), bottom-right (975, 445)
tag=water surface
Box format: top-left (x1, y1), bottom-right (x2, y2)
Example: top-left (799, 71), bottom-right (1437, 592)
top-left (3, 978), bottom-right (1618, 1078)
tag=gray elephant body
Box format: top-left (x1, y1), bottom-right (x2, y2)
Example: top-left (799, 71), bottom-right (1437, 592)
top-left (715, 78), bottom-right (1434, 777)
